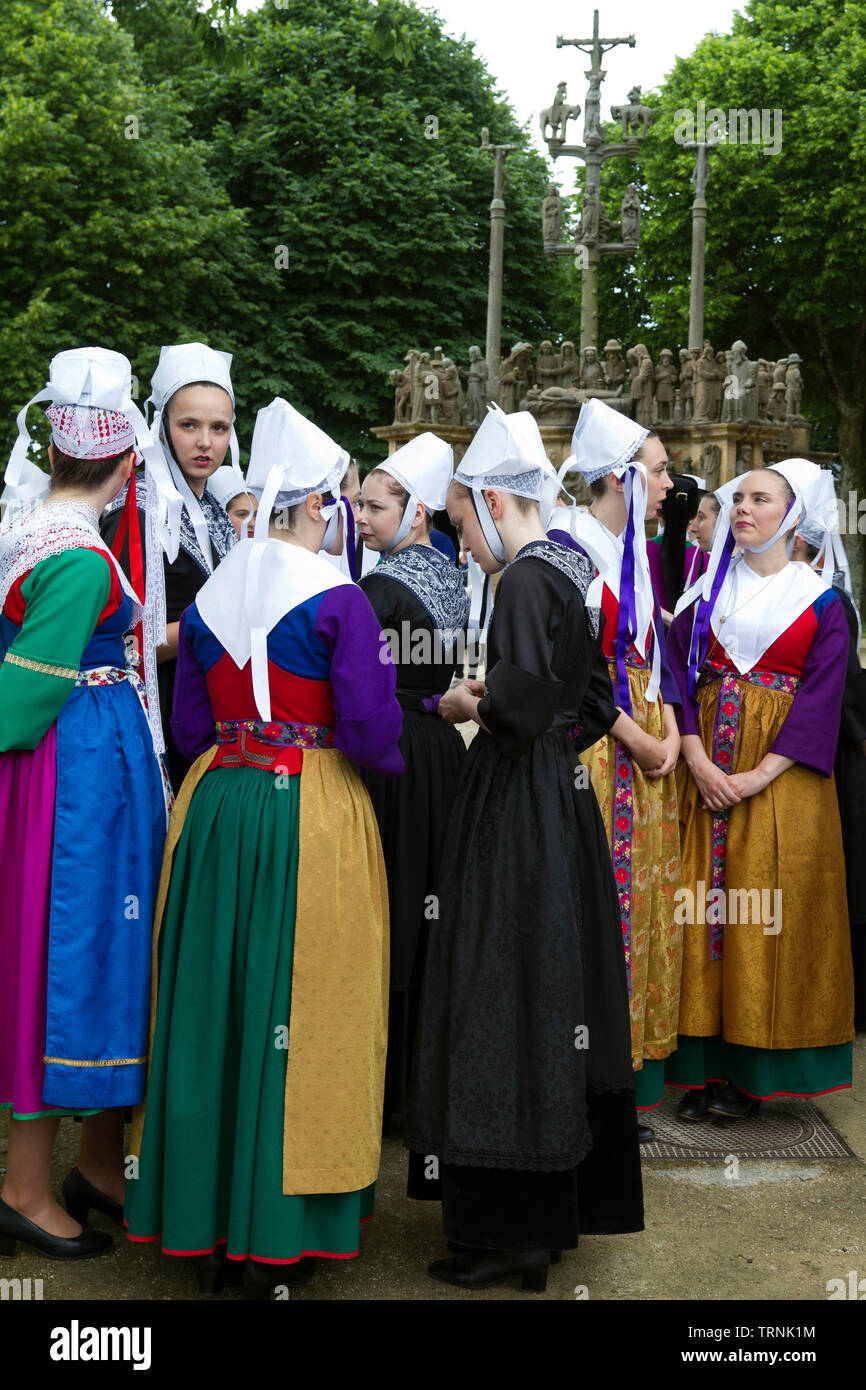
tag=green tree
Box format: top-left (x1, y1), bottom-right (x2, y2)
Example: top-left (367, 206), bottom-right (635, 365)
top-left (127, 0), bottom-right (560, 463)
top-left (0, 0), bottom-right (262, 461)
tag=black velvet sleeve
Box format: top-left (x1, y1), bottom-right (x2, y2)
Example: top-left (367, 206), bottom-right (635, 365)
top-left (572, 626), bottom-right (618, 751)
top-left (477, 563), bottom-right (565, 757)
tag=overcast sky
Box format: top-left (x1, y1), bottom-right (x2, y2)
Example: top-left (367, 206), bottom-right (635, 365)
top-left (237, 1), bottom-right (746, 184)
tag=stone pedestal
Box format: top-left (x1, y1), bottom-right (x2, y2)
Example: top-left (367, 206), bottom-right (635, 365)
top-left (656, 421), bottom-right (790, 490)
top-left (370, 422), bottom-right (475, 466)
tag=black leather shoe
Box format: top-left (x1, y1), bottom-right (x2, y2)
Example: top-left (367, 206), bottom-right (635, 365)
top-left (198, 1246), bottom-right (245, 1294)
top-left (637, 1122), bottom-right (656, 1142)
top-left (62, 1167), bottom-right (124, 1227)
top-left (243, 1256), bottom-right (318, 1300)
top-left (706, 1083), bottom-right (761, 1119)
top-left (0, 1197), bottom-right (112, 1260)
top-left (447, 1240), bottom-right (561, 1263)
top-left (429, 1248), bottom-right (549, 1292)
top-left (677, 1086), bottom-right (716, 1121)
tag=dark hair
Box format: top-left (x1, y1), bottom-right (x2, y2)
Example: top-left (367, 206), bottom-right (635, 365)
top-left (49, 445), bottom-right (133, 494)
top-left (164, 381), bottom-right (232, 422)
top-left (696, 489), bottom-right (721, 516)
top-left (660, 473), bottom-right (700, 610)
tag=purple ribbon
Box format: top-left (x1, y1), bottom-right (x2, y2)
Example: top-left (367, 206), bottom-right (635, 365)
top-left (342, 496), bottom-right (357, 582)
top-left (687, 528), bottom-right (735, 700)
top-left (614, 481), bottom-right (639, 714)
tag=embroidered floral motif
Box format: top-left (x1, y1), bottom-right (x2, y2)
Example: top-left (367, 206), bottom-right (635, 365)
top-left (215, 719), bottom-right (334, 750)
top-left (612, 737), bottom-right (635, 991)
top-left (370, 544), bottom-right (469, 646)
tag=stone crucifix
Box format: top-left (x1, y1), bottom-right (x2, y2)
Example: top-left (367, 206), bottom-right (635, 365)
top-left (540, 9), bottom-right (654, 355)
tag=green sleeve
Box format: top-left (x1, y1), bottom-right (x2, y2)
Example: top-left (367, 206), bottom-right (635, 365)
top-left (0, 548), bottom-right (113, 750)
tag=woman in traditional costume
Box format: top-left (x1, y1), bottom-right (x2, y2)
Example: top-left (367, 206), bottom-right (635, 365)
top-left (688, 490), bottom-right (721, 554)
top-left (0, 348), bottom-right (170, 1259)
top-left (207, 464), bottom-right (258, 541)
top-left (666, 461), bottom-right (855, 1119)
top-left (102, 342), bottom-right (237, 791)
top-left (124, 398), bottom-right (403, 1296)
top-left (546, 400), bottom-right (683, 1136)
top-left (406, 405), bottom-right (643, 1292)
top-left (356, 435), bottom-right (469, 1129)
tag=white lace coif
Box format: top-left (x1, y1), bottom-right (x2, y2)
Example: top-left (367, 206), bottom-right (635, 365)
top-left (45, 404), bottom-right (136, 460)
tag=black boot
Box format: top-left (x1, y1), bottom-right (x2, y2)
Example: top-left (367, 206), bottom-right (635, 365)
top-left (447, 1239), bottom-right (561, 1263)
top-left (62, 1167), bottom-right (124, 1227)
top-left (429, 1248), bottom-right (550, 1292)
top-left (637, 1122), bottom-right (656, 1142)
top-left (707, 1083), bottom-right (761, 1119)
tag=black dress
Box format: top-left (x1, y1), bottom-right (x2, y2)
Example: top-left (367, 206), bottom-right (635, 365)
top-left (360, 544), bottom-right (470, 1127)
top-left (833, 584), bottom-right (866, 1029)
top-left (101, 475), bottom-right (235, 791)
top-left (405, 540), bottom-right (644, 1250)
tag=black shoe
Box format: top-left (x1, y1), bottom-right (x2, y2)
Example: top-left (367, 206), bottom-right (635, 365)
top-left (706, 1083), bottom-right (761, 1120)
top-left (62, 1167), bottom-right (124, 1227)
top-left (243, 1256), bottom-right (318, 1300)
top-left (0, 1197), bottom-right (112, 1260)
top-left (677, 1085), bottom-right (717, 1121)
top-left (198, 1246), bottom-right (245, 1294)
top-left (637, 1122), bottom-right (656, 1142)
top-left (429, 1248), bottom-right (549, 1292)
top-left (447, 1239), bottom-right (561, 1263)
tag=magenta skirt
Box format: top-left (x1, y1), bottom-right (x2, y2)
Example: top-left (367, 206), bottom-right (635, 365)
top-left (0, 729), bottom-right (95, 1118)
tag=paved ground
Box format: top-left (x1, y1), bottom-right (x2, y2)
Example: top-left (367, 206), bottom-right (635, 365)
top-left (1, 1034), bottom-right (863, 1302)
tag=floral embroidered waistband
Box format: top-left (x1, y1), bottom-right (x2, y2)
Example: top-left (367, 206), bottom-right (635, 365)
top-left (215, 719), bottom-right (335, 750)
top-left (698, 661), bottom-right (801, 695)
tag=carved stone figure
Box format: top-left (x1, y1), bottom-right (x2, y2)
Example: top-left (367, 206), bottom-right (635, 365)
top-left (603, 338), bottom-right (626, 390)
top-left (540, 82), bottom-right (581, 142)
top-left (535, 340), bottom-right (562, 390)
top-left (713, 351), bottom-right (727, 420)
top-left (767, 382), bottom-right (787, 424)
top-left (542, 184), bottom-right (564, 245)
top-left (630, 343), bottom-right (654, 427)
top-left (581, 345), bottom-right (606, 390)
top-left (498, 341), bottom-right (534, 412)
top-left (701, 442), bottom-right (722, 492)
top-left (583, 68), bottom-right (603, 144)
top-left (693, 344), bottom-right (717, 423)
top-left (785, 353), bottom-right (803, 418)
top-left (390, 368), bottom-right (411, 423)
top-left (654, 348), bottom-right (677, 423)
top-left (610, 86), bottom-right (655, 140)
top-left (559, 340), bottom-right (581, 390)
top-left (620, 183), bottom-right (641, 244)
top-left (773, 357), bottom-right (789, 388)
top-left (721, 340), bottom-right (758, 424)
top-left (412, 351), bottom-right (432, 422)
top-left (735, 443), bottom-right (753, 473)
top-left (576, 186), bottom-right (600, 243)
top-left (756, 359), bottom-right (771, 421)
top-left (463, 346), bottom-right (488, 427)
top-left (440, 362), bottom-right (464, 425)
top-left (678, 348), bottom-right (694, 421)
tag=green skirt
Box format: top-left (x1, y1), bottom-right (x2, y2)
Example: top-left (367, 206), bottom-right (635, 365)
top-left (125, 767), bottom-right (374, 1263)
top-left (664, 1034), bottom-right (853, 1098)
top-left (634, 1058), bottom-right (666, 1109)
